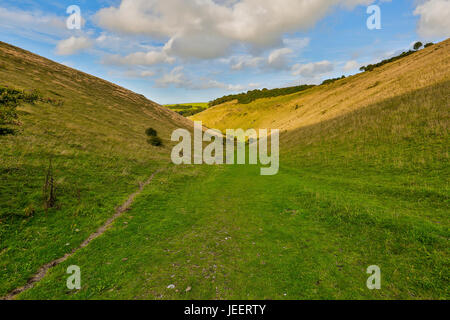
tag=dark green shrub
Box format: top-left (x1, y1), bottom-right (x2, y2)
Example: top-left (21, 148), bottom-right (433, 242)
top-left (23, 89), bottom-right (40, 104)
top-left (0, 86), bottom-right (41, 126)
top-left (424, 42), bottom-right (434, 48)
top-left (413, 42), bottom-right (423, 51)
top-left (148, 136), bottom-right (163, 147)
top-left (0, 128), bottom-right (16, 136)
top-left (145, 127), bottom-right (157, 137)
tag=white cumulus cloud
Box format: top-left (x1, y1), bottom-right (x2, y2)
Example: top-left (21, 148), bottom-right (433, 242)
top-left (268, 48), bottom-right (293, 69)
top-left (291, 61), bottom-right (334, 77)
top-left (103, 50), bottom-right (175, 66)
top-left (343, 60), bottom-right (360, 71)
top-left (56, 36), bottom-right (93, 55)
top-left (414, 0), bottom-right (450, 39)
top-left (231, 56), bottom-right (265, 70)
top-left (155, 66), bottom-right (249, 91)
top-left (96, 0), bottom-right (376, 59)
top-left (230, 37), bottom-right (309, 71)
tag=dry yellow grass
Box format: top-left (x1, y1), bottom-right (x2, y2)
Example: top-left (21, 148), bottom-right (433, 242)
top-left (193, 39), bottom-right (450, 133)
top-left (0, 41), bottom-right (193, 163)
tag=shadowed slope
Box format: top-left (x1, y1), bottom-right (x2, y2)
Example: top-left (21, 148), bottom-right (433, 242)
top-left (0, 41), bottom-right (192, 296)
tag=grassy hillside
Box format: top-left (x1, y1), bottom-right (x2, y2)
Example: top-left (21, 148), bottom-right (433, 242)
top-left (192, 39), bottom-right (450, 133)
top-left (18, 81), bottom-right (449, 300)
top-left (1, 38), bottom-right (448, 300)
top-left (0, 41), bottom-right (192, 296)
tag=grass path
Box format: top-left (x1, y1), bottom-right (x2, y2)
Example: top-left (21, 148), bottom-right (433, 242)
top-left (1, 169), bottom-right (163, 300)
top-left (15, 163), bottom-right (448, 300)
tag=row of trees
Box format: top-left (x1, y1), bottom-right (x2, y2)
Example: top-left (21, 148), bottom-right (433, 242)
top-left (209, 85), bottom-right (315, 106)
top-left (206, 41), bottom-right (434, 108)
top-left (360, 42), bottom-right (433, 72)
top-left (167, 104), bottom-right (207, 116)
top-left (321, 75), bottom-right (346, 85)
top-left (176, 107), bottom-right (207, 117)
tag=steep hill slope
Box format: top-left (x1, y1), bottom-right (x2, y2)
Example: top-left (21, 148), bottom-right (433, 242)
top-left (192, 39), bottom-right (450, 133)
top-left (17, 80), bottom-right (449, 300)
top-left (1, 39), bottom-right (448, 300)
top-left (0, 41), bottom-right (192, 296)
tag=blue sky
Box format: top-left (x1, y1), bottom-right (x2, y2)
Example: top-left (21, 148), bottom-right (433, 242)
top-left (0, 0), bottom-right (449, 104)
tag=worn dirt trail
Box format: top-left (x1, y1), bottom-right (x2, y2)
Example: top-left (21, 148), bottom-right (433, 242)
top-left (1, 169), bottom-right (162, 300)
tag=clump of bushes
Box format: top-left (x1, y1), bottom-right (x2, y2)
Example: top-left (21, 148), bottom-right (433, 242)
top-left (0, 127), bottom-right (16, 135)
top-left (145, 127), bottom-right (163, 146)
top-left (145, 127), bottom-right (157, 137)
top-left (0, 86), bottom-right (41, 135)
top-left (0, 86), bottom-right (65, 136)
top-left (0, 86), bottom-right (40, 125)
top-left (413, 41), bottom-right (423, 51)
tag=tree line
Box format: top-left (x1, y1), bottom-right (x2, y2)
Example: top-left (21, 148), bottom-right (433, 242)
top-left (207, 42), bottom-right (434, 108)
top-left (209, 85), bottom-right (316, 107)
top-left (360, 42), bottom-right (433, 72)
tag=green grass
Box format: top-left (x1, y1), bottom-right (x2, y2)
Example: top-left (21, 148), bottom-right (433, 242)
top-left (17, 162), bottom-right (448, 299)
top-left (0, 41), bottom-right (191, 297)
top-left (1, 41), bottom-right (449, 300)
top-left (16, 82), bottom-right (450, 300)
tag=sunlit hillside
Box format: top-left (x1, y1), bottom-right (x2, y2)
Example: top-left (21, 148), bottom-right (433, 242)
top-left (1, 38), bottom-right (448, 300)
top-left (192, 39), bottom-right (450, 134)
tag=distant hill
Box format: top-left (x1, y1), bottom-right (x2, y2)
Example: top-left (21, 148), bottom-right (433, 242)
top-left (192, 39), bottom-right (450, 134)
